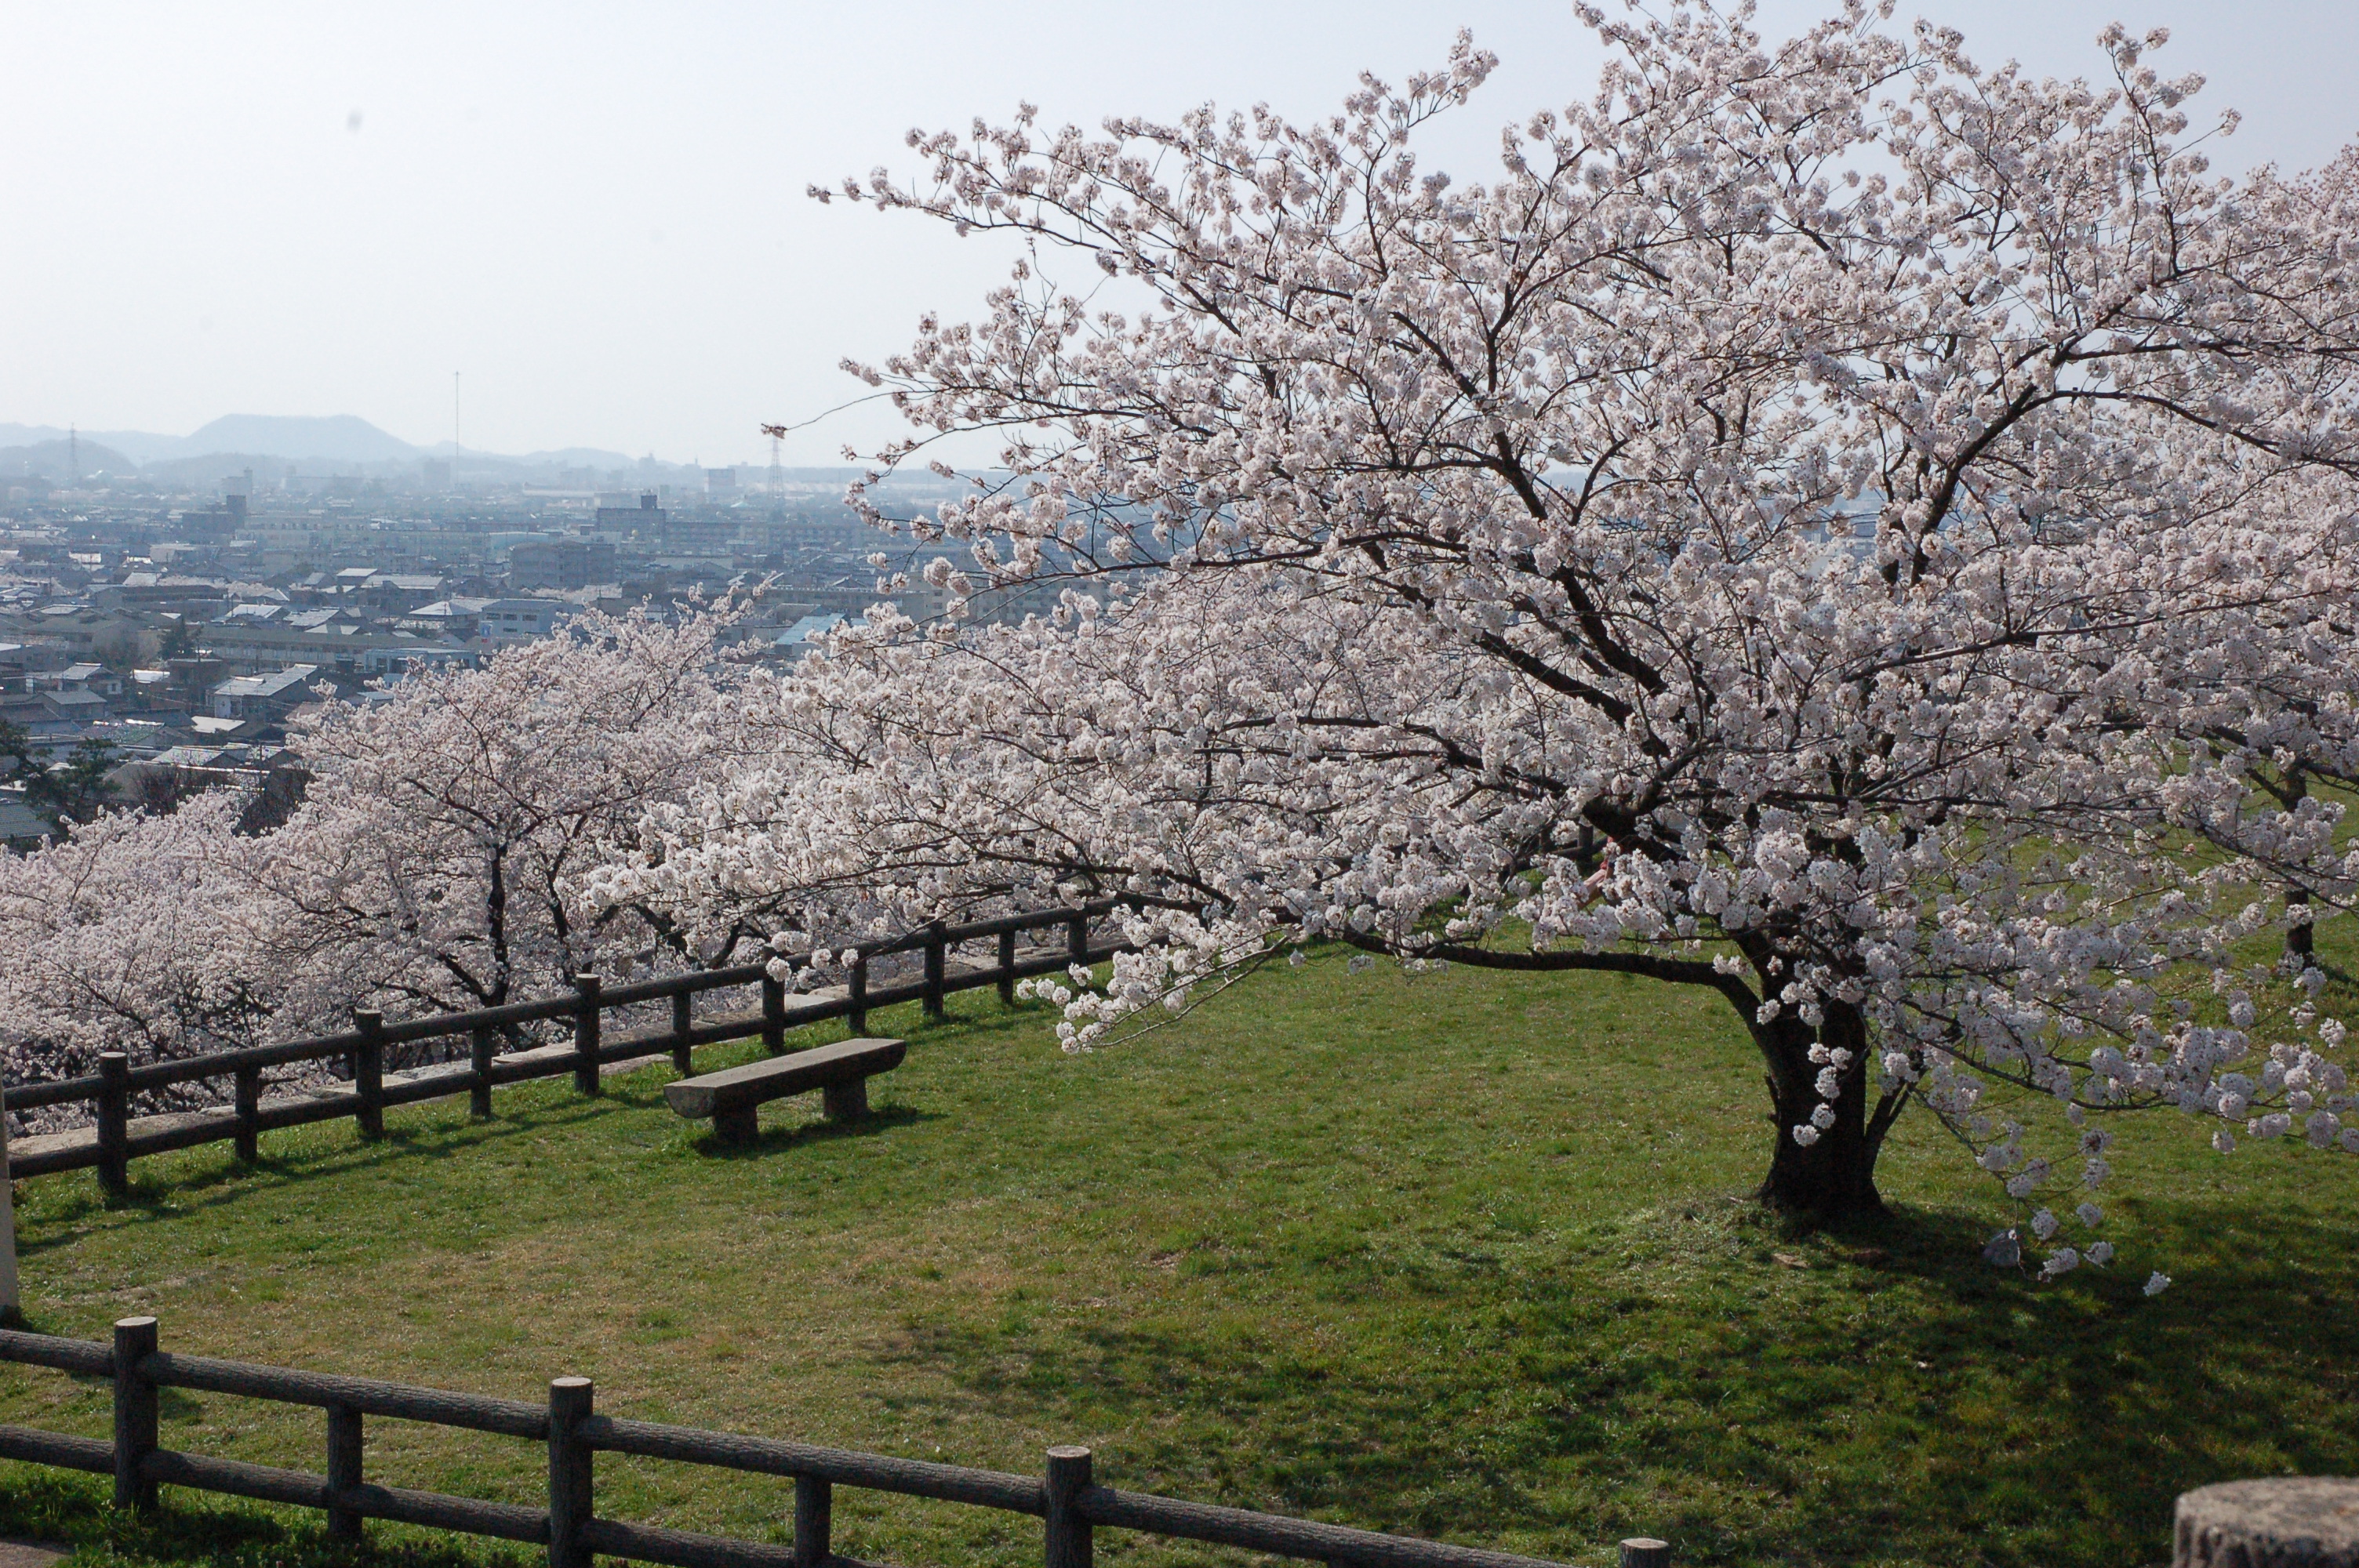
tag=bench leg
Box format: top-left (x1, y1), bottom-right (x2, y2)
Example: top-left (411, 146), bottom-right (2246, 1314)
top-left (822, 1078), bottom-right (869, 1122)
top-left (712, 1105), bottom-right (759, 1144)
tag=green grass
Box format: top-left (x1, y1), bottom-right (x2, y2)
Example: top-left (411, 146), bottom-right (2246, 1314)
top-left (0, 945), bottom-right (2352, 1568)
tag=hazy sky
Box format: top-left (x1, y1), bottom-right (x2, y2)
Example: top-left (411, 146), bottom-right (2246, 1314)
top-left (5, 2), bottom-right (2354, 466)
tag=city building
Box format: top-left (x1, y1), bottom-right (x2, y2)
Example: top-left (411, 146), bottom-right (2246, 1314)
top-left (474, 600), bottom-right (572, 643)
top-left (594, 493), bottom-right (666, 529)
top-left (768, 612), bottom-right (846, 662)
top-left (0, 793), bottom-right (53, 851)
top-left (210, 664), bottom-right (325, 721)
top-left (32, 662), bottom-right (124, 699)
top-left (507, 539), bottom-right (617, 590)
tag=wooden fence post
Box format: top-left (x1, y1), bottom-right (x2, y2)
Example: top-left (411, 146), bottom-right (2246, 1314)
top-left (794, 1475), bottom-right (832, 1568)
top-left (923, 925), bottom-right (947, 1021)
top-left (671, 992), bottom-right (694, 1076)
top-left (1620, 1540), bottom-right (1670, 1568)
top-left (0, 1085), bottom-right (15, 1319)
top-left (1066, 912), bottom-right (1089, 971)
top-left (849, 953), bottom-right (868, 1035)
top-left (233, 1065), bottom-right (260, 1163)
top-left (1045, 1446), bottom-right (1093, 1568)
top-left (470, 1024), bottom-right (495, 1119)
top-left (547, 1376), bottom-right (594, 1568)
top-left (998, 928), bottom-right (1018, 1005)
top-left (112, 1315), bottom-right (158, 1512)
top-left (572, 975), bottom-right (602, 1097)
top-left (96, 1053), bottom-right (129, 1196)
top-left (326, 1401), bottom-right (364, 1541)
top-left (352, 1011), bottom-right (385, 1141)
top-left (761, 971), bottom-right (787, 1055)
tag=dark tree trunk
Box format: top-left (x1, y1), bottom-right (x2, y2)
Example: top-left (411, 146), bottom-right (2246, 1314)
top-left (2281, 770), bottom-right (2314, 966)
top-left (1752, 1000), bottom-right (1886, 1221)
top-left (484, 845), bottom-right (511, 1007)
top-left (2286, 887), bottom-right (2314, 964)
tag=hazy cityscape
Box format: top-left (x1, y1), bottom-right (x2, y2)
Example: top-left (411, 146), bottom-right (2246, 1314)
top-left (0, 412), bottom-right (1010, 844)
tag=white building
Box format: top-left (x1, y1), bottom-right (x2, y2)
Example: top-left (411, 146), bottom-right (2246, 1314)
top-left (475, 600), bottom-right (572, 644)
top-left (210, 664), bottom-right (325, 720)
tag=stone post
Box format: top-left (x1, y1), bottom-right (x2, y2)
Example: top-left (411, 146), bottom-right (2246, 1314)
top-left (2176, 1479), bottom-right (2359, 1568)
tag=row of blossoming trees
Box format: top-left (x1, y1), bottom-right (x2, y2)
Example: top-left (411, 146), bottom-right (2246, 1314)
top-left (5, 5), bottom-right (2357, 1270)
top-left (0, 613), bottom-right (738, 1081)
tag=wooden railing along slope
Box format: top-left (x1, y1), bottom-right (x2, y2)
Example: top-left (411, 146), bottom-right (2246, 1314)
top-left (0, 1314), bottom-right (1625, 1568)
top-left (6, 902), bottom-right (1136, 1191)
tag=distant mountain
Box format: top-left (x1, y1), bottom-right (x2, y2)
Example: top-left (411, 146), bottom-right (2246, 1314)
top-left (0, 417), bottom-right (808, 475)
top-left (136, 451), bottom-right (337, 485)
top-left (0, 438), bottom-right (136, 481)
top-left (0, 416), bottom-right (422, 466)
top-left (0, 425), bottom-right (192, 464)
top-left (506, 446), bottom-right (642, 469)
top-left (185, 414), bottom-right (420, 463)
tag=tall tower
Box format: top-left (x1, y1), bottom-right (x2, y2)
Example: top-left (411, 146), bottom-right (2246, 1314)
top-left (68, 424), bottom-right (78, 487)
top-left (769, 430), bottom-right (783, 501)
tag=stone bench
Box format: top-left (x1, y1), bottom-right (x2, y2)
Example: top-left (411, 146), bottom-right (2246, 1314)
top-left (661, 1036), bottom-right (907, 1143)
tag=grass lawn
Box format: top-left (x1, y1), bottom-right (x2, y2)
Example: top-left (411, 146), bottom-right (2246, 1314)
top-left (0, 944), bottom-right (2351, 1568)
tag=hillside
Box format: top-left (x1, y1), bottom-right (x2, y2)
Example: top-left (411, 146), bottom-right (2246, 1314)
top-left (0, 439), bottom-right (136, 481)
top-left (0, 948), bottom-right (2350, 1568)
top-left (180, 415), bottom-right (420, 464)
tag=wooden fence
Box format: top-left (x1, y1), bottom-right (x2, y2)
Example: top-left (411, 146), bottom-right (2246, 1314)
top-left (5, 902), bottom-right (1138, 1193)
top-left (0, 1316), bottom-right (1630, 1568)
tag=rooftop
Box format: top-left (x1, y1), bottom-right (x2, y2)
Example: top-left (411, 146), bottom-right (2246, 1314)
top-left (0, 794), bottom-right (53, 842)
top-left (213, 664), bottom-right (322, 701)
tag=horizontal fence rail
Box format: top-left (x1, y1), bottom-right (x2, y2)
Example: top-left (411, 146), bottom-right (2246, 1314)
top-left (0, 1318), bottom-right (1600, 1568)
top-left (4, 902), bottom-right (1140, 1192)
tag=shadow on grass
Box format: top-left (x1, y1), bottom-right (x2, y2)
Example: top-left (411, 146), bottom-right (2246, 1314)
top-left (691, 1104), bottom-right (940, 1159)
top-left (16, 1011), bottom-right (996, 1248)
top-left (16, 1095), bottom-right (620, 1254)
top-left (873, 1196), bottom-right (2358, 1568)
top-left (0, 1469), bottom-right (527, 1568)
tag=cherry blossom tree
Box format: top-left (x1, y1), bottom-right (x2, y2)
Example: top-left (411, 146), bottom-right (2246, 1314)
top-left (604, 2), bottom-right (2359, 1240)
top-left (0, 793), bottom-right (294, 1094)
top-left (251, 608), bottom-right (738, 1021)
top-left (0, 608), bottom-right (744, 1108)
